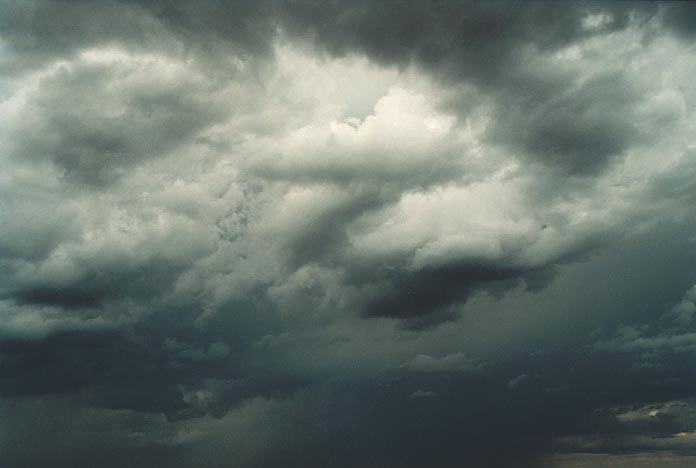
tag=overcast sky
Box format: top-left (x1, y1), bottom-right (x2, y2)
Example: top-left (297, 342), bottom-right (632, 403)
top-left (2, 1), bottom-right (696, 467)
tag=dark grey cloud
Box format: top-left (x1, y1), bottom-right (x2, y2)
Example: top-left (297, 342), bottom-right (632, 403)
top-left (363, 262), bottom-right (556, 327)
top-left (277, 1), bottom-right (664, 175)
top-left (280, 1), bottom-right (639, 83)
top-left (2, 1), bottom-right (696, 468)
top-left (0, 0), bottom-right (276, 76)
top-left (659, 2), bottom-right (696, 39)
top-left (4, 50), bottom-right (230, 186)
top-left (489, 71), bottom-right (644, 175)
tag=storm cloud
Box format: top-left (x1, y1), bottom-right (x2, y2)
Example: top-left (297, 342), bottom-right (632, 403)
top-left (2, 1), bottom-right (696, 467)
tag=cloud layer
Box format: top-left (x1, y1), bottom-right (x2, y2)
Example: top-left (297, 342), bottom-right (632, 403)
top-left (2, 2), bottom-right (696, 467)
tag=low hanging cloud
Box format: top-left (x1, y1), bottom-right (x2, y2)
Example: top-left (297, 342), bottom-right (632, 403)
top-left (400, 352), bottom-right (484, 373)
top-left (2, 2), bottom-right (696, 468)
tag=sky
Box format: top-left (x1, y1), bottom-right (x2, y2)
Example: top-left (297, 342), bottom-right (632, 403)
top-left (1, 1), bottom-right (696, 467)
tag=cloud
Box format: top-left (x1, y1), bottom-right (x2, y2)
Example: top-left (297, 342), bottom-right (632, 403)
top-left (410, 389), bottom-right (437, 398)
top-left (2, 48), bottom-right (231, 186)
top-left (508, 374), bottom-right (530, 390)
top-left (2, 2), bottom-right (696, 468)
top-left (400, 352), bottom-right (483, 373)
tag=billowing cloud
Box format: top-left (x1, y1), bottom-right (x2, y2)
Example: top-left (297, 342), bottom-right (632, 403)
top-left (2, 2), bottom-right (696, 468)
